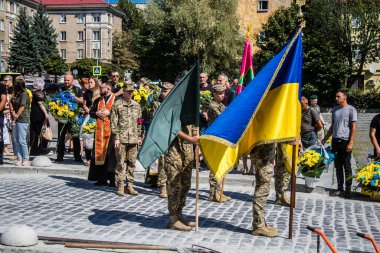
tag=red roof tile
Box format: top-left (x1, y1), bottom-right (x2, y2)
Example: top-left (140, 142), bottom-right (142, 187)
top-left (34, 0), bottom-right (108, 5)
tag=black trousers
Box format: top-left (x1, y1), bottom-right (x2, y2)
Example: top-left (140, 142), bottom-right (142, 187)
top-left (0, 121), bottom-right (4, 162)
top-left (57, 122), bottom-right (81, 160)
top-left (332, 138), bottom-right (352, 192)
top-left (29, 121), bottom-right (43, 155)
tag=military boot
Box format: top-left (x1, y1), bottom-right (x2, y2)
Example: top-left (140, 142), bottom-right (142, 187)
top-left (222, 194), bottom-right (231, 201)
top-left (125, 185), bottom-right (139, 195)
top-left (168, 215), bottom-right (192, 231)
top-left (212, 191), bottom-right (230, 203)
top-left (274, 195), bottom-right (291, 207)
top-left (116, 184), bottom-right (124, 196)
top-left (252, 226), bottom-right (278, 237)
top-left (208, 188), bottom-right (216, 201)
top-left (159, 185), bottom-right (168, 198)
top-left (178, 213), bottom-right (196, 228)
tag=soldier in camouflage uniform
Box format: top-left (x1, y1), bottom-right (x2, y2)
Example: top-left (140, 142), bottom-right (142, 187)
top-left (202, 85), bottom-right (231, 202)
top-left (155, 82), bottom-right (174, 198)
top-left (165, 124), bottom-right (198, 231)
top-left (274, 144), bottom-right (291, 206)
top-left (111, 83), bottom-right (143, 196)
top-left (250, 143), bottom-right (278, 237)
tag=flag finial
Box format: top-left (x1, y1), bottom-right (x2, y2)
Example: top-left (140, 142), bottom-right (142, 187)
top-left (245, 24), bottom-right (252, 40)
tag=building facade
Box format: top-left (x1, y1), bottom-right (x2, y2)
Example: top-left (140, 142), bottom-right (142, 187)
top-left (0, 0), bottom-right (123, 71)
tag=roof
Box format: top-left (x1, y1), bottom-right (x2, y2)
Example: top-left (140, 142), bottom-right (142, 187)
top-left (108, 0), bottom-right (150, 4)
top-left (33, 0), bottom-right (108, 5)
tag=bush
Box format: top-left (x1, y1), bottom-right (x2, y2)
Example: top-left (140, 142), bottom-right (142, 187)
top-left (348, 88), bottom-right (380, 109)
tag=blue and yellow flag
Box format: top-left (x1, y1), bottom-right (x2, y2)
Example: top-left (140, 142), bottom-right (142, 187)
top-left (199, 30), bottom-right (303, 181)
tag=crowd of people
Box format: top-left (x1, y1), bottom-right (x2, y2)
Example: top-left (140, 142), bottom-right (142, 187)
top-left (0, 70), bottom-right (379, 237)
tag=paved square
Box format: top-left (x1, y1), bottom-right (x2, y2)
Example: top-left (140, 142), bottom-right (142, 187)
top-left (0, 175), bottom-right (379, 252)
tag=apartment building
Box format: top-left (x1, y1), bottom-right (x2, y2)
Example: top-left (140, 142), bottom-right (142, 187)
top-left (0, 0), bottom-right (123, 71)
top-left (31, 0), bottom-right (124, 65)
top-left (0, 0), bottom-right (36, 71)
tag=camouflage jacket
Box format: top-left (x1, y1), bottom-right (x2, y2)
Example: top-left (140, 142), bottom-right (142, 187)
top-left (205, 100), bottom-right (226, 125)
top-left (111, 99), bottom-right (142, 144)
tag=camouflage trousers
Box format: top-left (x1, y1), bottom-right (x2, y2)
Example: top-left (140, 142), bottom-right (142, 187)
top-left (275, 145), bottom-right (290, 198)
top-left (251, 143), bottom-right (276, 230)
top-left (115, 143), bottom-right (137, 187)
top-left (164, 141), bottom-right (193, 216)
top-left (157, 155), bottom-right (167, 187)
top-left (209, 171), bottom-right (223, 193)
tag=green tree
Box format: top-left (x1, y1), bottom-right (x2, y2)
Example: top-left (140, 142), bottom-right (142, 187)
top-left (342, 1), bottom-right (380, 87)
top-left (253, 4), bottom-right (299, 73)
top-left (9, 7), bottom-right (37, 73)
top-left (32, 2), bottom-right (58, 74)
top-left (303, 0), bottom-right (380, 104)
top-left (112, 31), bottom-right (138, 72)
top-left (117, 0), bottom-right (144, 31)
top-left (302, 0), bottom-right (350, 103)
top-left (135, 0), bottom-right (242, 81)
top-left (71, 58), bottom-right (124, 81)
top-left (43, 53), bottom-right (69, 83)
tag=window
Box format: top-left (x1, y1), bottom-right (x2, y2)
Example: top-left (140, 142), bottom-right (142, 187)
top-left (60, 14), bottom-right (66, 23)
top-left (8, 21), bottom-right (13, 33)
top-left (92, 31), bottom-right (100, 41)
top-left (258, 31), bottom-right (266, 44)
top-left (60, 31), bottom-right (66, 41)
top-left (60, 49), bottom-right (66, 59)
top-left (258, 0), bottom-right (269, 12)
top-left (10, 2), bottom-right (14, 13)
top-left (351, 16), bottom-right (361, 29)
top-left (76, 13), bottom-right (84, 23)
top-left (0, 40), bottom-right (3, 52)
top-left (77, 49), bottom-right (83, 59)
top-left (93, 14), bottom-right (100, 23)
top-left (92, 49), bottom-right (100, 59)
top-left (0, 20), bottom-right (4, 31)
top-left (352, 45), bottom-right (361, 61)
top-left (77, 31), bottom-right (84, 41)
top-left (0, 0), bottom-right (4, 10)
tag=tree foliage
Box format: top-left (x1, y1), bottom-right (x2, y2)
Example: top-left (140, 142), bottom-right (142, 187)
top-left (9, 7), bottom-right (38, 73)
top-left (112, 31), bottom-right (138, 72)
top-left (134, 0), bottom-right (243, 81)
top-left (43, 53), bottom-right (69, 83)
top-left (71, 58), bottom-right (124, 82)
top-left (32, 3), bottom-right (58, 73)
top-left (117, 0), bottom-right (144, 31)
top-left (253, 4), bottom-right (299, 73)
top-left (255, 0), bottom-right (380, 106)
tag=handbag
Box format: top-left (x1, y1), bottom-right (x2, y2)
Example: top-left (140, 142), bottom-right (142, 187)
top-left (41, 120), bottom-right (53, 141)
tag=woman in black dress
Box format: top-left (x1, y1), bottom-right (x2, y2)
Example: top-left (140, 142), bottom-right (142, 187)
top-left (29, 78), bottom-right (49, 155)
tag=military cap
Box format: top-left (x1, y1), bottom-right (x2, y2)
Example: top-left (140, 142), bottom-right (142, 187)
top-left (212, 84), bottom-right (226, 92)
top-left (161, 82), bottom-right (174, 89)
top-left (310, 95), bottom-right (318, 99)
top-left (123, 81), bottom-right (135, 91)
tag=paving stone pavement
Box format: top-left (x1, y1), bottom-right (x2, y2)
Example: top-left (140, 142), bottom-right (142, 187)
top-left (0, 175), bottom-right (380, 253)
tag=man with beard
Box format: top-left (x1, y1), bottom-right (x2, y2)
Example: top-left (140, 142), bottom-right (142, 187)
top-left (88, 82), bottom-right (118, 186)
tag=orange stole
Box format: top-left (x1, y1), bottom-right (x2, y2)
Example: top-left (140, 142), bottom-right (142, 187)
top-left (94, 94), bottom-right (115, 165)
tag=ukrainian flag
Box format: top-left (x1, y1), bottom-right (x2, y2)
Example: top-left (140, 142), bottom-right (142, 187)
top-left (199, 30), bottom-right (303, 181)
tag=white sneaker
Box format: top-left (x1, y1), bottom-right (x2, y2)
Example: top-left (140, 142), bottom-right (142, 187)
top-left (15, 160), bottom-right (22, 166)
top-left (22, 160), bottom-right (31, 166)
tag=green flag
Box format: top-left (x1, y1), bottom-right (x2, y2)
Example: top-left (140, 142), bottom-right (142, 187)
top-left (138, 62), bottom-right (200, 169)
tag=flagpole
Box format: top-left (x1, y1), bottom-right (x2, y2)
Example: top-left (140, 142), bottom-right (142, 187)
top-left (195, 128), bottom-right (200, 231)
top-left (288, 144), bottom-right (297, 239)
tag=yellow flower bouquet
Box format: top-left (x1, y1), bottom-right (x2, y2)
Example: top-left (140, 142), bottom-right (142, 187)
top-left (133, 86), bottom-right (150, 109)
top-left (46, 92), bottom-right (80, 123)
top-left (355, 162), bottom-right (380, 194)
top-left (299, 149), bottom-right (325, 178)
top-left (200, 90), bottom-right (212, 110)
